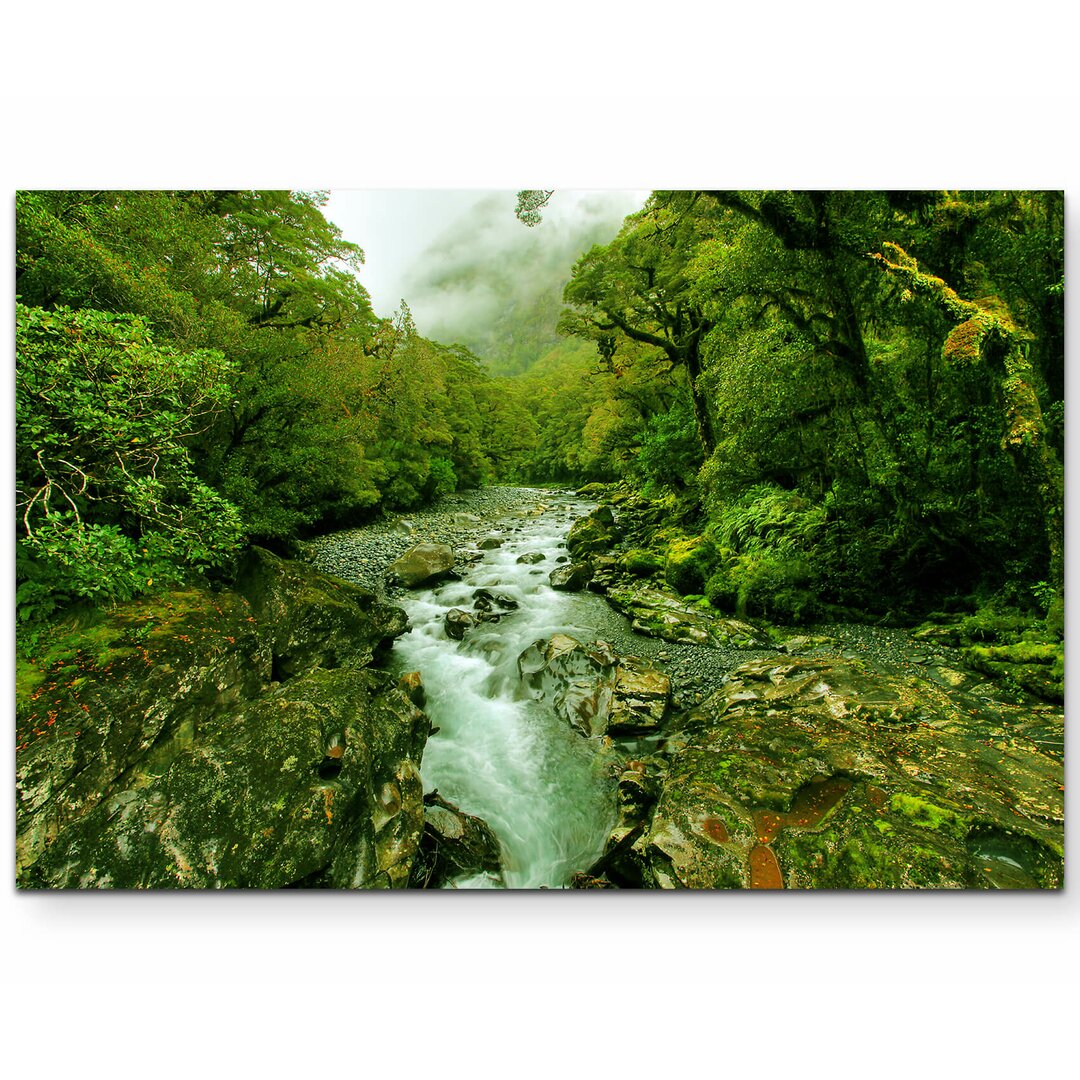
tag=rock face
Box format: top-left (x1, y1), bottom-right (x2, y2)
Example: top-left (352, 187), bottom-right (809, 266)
top-left (16, 549), bottom-right (429, 889)
top-left (517, 634), bottom-right (670, 739)
top-left (604, 656), bottom-right (1064, 890)
top-left (387, 543), bottom-right (455, 587)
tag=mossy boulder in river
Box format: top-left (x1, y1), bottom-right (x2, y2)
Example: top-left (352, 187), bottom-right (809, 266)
top-left (566, 506), bottom-right (618, 558)
top-left (17, 549), bottom-right (428, 888)
top-left (606, 656), bottom-right (1063, 889)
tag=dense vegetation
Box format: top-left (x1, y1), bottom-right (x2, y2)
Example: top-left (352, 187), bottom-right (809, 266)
top-left (15, 191), bottom-right (521, 620)
top-left (510, 190), bottom-right (1064, 631)
top-left (15, 189), bottom-right (1064, 647)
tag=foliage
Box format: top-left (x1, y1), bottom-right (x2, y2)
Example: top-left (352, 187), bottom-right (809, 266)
top-left (15, 303), bottom-right (243, 612)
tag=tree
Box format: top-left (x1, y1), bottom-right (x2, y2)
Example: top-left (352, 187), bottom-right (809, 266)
top-left (872, 242), bottom-right (1064, 598)
top-left (561, 193), bottom-right (721, 454)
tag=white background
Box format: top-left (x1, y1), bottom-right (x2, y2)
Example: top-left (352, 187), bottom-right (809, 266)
top-left (3, 3), bottom-right (1077, 1076)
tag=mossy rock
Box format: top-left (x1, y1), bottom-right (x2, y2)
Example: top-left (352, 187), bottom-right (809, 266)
top-left (664, 536), bottom-right (719, 596)
top-left (16, 549), bottom-right (423, 888)
top-left (567, 510), bottom-right (617, 557)
top-left (620, 549), bottom-right (665, 577)
top-left (634, 656), bottom-right (1063, 889)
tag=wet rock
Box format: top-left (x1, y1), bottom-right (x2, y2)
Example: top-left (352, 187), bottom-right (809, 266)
top-left (477, 537), bottom-right (502, 550)
top-left (16, 556), bottom-right (429, 889)
top-left (628, 656), bottom-right (1063, 889)
top-left (236, 547), bottom-right (409, 677)
top-left (549, 561), bottom-right (594, 591)
top-left (410, 792), bottom-right (503, 888)
top-left (388, 543), bottom-right (455, 588)
top-left (567, 507), bottom-right (618, 558)
top-left (397, 671), bottom-right (426, 708)
top-left (607, 584), bottom-right (771, 648)
top-left (517, 634), bottom-right (670, 740)
top-left (516, 552), bottom-right (546, 565)
top-left (608, 660), bottom-right (671, 735)
top-left (445, 608), bottom-right (475, 640)
top-left (473, 588), bottom-right (518, 612)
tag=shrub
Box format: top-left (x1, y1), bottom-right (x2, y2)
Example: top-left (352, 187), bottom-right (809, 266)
top-left (16, 303), bottom-right (243, 614)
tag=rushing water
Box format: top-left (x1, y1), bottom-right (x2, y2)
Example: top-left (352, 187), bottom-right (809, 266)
top-left (390, 491), bottom-right (618, 888)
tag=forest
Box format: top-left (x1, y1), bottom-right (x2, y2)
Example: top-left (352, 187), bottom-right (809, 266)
top-left (16, 189), bottom-right (1065, 634)
top-left (13, 188), bottom-right (1066, 895)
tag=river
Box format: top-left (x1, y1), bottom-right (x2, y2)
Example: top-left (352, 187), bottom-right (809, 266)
top-left (389, 491), bottom-right (619, 888)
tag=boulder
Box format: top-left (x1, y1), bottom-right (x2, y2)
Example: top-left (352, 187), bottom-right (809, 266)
top-left (517, 634), bottom-right (669, 739)
top-left (516, 552), bottom-right (546, 565)
top-left (606, 584), bottom-right (771, 648)
top-left (445, 608), bottom-right (475, 640)
top-left (566, 507), bottom-right (617, 558)
top-left (608, 659), bottom-right (671, 734)
top-left (473, 588), bottom-right (518, 612)
top-left (477, 537), bottom-right (502, 550)
top-left (410, 792), bottom-right (503, 888)
top-left (388, 543), bottom-right (455, 588)
top-left (624, 656), bottom-right (1064, 890)
top-left (549, 561), bottom-right (594, 591)
top-left (397, 671), bottom-right (426, 708)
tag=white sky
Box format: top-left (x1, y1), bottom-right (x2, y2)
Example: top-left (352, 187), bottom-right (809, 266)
top-left (322, 189), bottom-right (649, 326)
top-left (322, 189), bottom-right (497, 316)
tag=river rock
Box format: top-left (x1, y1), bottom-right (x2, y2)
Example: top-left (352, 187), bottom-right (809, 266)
top-left (608, 660), bottom-right (672, 734)
top-left (445, 608), bottom-right (475, 640)
top-left (516, 552), bottom-right (546, 565)
top-left (549, 561), bottom-right (594, 591)
top-left (398, 671), bottom-right (426, 708)
top-left (567, 507), bottom-right (618, 558)
top-left (473, 588), bottom-right (518, 612)
top-left (477, 537), bottom-right (502, 550)
top-left (517, 634), bottom-right (670, 739)
top-left (16, 551), bottom-right (429, 888)
top-left (388, 543), bottom-right (455, 588)
top-left (453, 513), bottom-right (483, 527)
top-left (410, 792), bottom-right (503, 888)
top-left (616, 656), bottom-right (1064, 890)
top-left (606, 584), bottom-right (771, 648)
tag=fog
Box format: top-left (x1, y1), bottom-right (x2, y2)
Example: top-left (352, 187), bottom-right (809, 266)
top-left (324, 189), bottom-right (647, 361)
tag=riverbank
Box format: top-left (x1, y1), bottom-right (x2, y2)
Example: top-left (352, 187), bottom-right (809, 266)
top-left (304, 486), bottom-right (1039, 722)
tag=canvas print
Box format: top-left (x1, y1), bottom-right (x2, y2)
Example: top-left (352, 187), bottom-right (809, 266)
top-left (14, 189), bottom-right (1064, 889)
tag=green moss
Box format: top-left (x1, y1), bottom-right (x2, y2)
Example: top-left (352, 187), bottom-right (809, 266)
top-left (620, 549), bottom-right (664, 577)
top-left (889, 793), bottom-right (966, 838)
top-left (664, 536), bottom-right (719, 596)
top-left (967, 642), bottom-right (1059, 666)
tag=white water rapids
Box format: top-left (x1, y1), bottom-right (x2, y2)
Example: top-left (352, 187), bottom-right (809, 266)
top-left (390, 491), bottom-right (619, 888)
